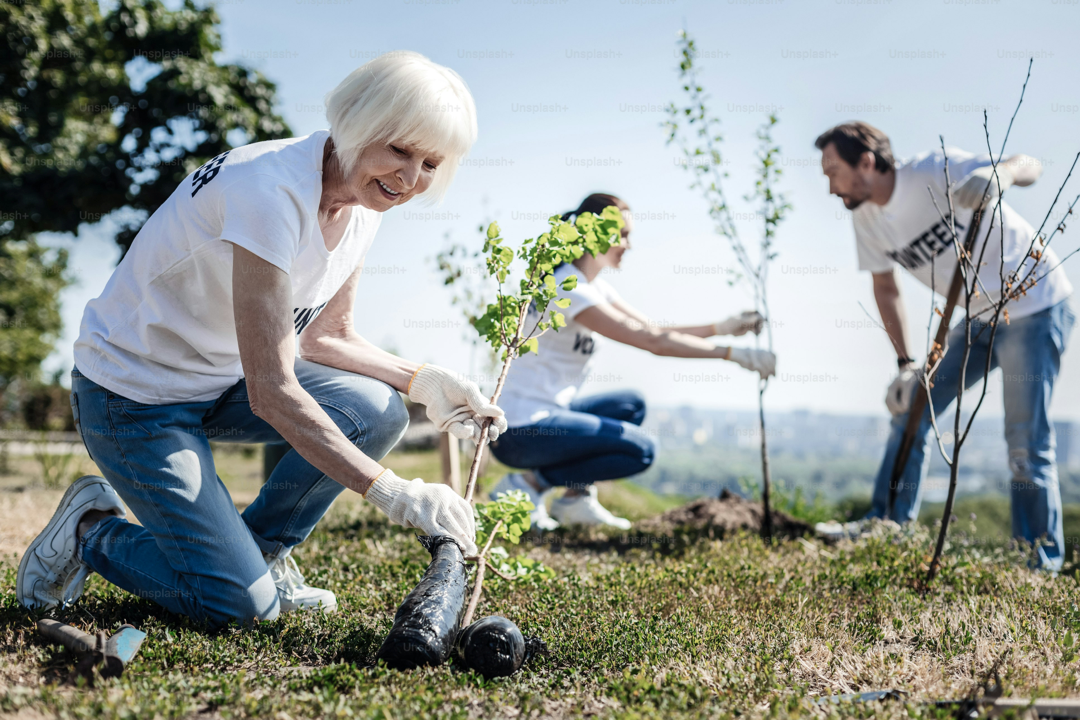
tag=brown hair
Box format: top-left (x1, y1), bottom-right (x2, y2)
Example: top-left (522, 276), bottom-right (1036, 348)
top-left (561, 193), bottom-right (629, 222)
top-left (814, 122), bottom-right (894, 173)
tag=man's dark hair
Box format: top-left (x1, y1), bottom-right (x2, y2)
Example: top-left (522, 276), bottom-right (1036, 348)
top-left (814, 122), bottom-right (894, 173)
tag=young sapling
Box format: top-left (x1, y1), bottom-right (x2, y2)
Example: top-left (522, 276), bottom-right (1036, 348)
top-left (665, 29), bottom-right (790, 538)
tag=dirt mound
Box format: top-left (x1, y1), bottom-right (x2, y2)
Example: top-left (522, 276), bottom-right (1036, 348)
top-left (639, 489), bottom-right (811, 539)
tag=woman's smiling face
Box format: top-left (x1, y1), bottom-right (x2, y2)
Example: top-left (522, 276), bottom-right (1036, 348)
top-left (348, 142), bottom-right (445, 211)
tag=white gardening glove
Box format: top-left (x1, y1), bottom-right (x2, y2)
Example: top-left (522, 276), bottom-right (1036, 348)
top-left (365, 469), bottom-right (478, 556)
top-left (407, 364), bottom-right (508, 444)
top-left (728, 347), bottom-right (776, 379)
top-left (885, 367), bottom-right (921, 416)
top-left (951, 165), bottom-right (1014, 209)
top-left (713, 311), bottom-right (766, 337)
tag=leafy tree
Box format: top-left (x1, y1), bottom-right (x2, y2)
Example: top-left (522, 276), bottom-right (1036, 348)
top-left (0, 0), bottom-right (290, 409)
top-left (0, 240), bottom-right (68, 423)
top-left (1, 0), bottom-right (291, 256)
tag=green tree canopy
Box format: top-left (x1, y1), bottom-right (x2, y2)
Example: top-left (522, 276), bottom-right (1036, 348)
top-left (0, 240), bottom-right (67, 394)
top-left (1, 0), bottom-right (292, 255)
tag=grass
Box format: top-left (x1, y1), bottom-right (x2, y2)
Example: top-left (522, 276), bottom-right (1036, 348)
top-left (2, 447), bottom-right (1080, 719)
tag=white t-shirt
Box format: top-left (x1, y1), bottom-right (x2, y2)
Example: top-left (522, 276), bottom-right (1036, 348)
top-left (853, 147), bottom-right (1071, 319)
top-left (74, 130), bottom-right (382, 404)
top-left (498, 264), bottom-right (622, 427)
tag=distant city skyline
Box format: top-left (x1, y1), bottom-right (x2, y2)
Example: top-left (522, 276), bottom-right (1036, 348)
top-left (638, 405), bottom-right (1079, 502)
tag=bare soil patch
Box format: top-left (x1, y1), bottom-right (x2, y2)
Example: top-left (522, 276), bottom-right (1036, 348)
top-left (638, 489), bottom-right (812, 539)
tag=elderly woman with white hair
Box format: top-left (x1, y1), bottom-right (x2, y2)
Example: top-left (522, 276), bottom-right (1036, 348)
top-left (17, 52), bottom-right (503, 626)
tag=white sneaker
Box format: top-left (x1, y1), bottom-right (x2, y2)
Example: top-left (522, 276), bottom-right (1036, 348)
top-left (17, 475), bottom-right (126, 610)
top-left (550, 485), bottom-right (631, 530)
top-left (814, 519), bottom-right (869, 543)
top-left (489, 472), bottom-right (560, 531)
top-left (267, 548), bottom-right (337, 613)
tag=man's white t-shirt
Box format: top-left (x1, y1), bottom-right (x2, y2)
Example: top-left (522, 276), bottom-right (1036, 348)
top-left (74, 130), bottom-right (382, 404)
top-left (498, 264), bottom-right (621, 427)
top-left (852, 147), bottom-right (1071, 319)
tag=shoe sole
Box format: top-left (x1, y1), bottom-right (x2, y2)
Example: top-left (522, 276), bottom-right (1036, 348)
top-left (549, 516), bottom-right (631, 531)
top-left (280, 599), bottom-right (338, 614)
top-left (16, 476), bottom-right (113, 609)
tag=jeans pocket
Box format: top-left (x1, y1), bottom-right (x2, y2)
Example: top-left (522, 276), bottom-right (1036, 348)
top-left (1051, 301), bottom-right (1076, 357)
top-left (71, 391), bottom-right (95, 463)
top-left (70, 391), bottom-right (81, 435)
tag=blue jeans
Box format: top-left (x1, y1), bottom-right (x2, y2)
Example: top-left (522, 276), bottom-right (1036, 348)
top-left (70, 358), bottom-right (408, 627)
top-left (869, 299), bottom-right (1074, 570)
top-left (490, 390), bottom-right (656, 488)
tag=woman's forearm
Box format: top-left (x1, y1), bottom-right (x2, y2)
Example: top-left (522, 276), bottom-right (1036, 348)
top-left (255, 378), bottom-right (386, 494)
top-left (611, 300), bottom-right (715, 338)
top-left (648, 331), bottom-right (734, 359)
top-left (299, 331), bottom-right (420, 393)
top-left (579, 305), bottom-right (736, 360)
top-left (232, 246), bottom-right (391, 494)
top-left (665, 323), bottom-right (717, 338)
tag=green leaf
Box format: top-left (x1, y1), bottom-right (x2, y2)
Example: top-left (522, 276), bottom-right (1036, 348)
top-left (554, 222), bottom-right (580, 244)
top-left (554, 297), bottom-right (572, 308)
top-left (486, 221), bottom-right (501, 240)
top-left (561, 275), bottom-right (579, 291)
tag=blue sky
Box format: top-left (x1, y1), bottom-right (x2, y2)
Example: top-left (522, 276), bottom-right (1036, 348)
top-left (53, 0), bottom-right (1080, 419)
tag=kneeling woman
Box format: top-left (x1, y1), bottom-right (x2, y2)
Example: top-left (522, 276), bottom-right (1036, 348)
top-left (18, 53), bottom-right (503, 626)
top-left (490, 193), bottom-right (776, 530)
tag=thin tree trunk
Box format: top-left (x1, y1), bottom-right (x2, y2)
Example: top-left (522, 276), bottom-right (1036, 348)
top-left (927, 443), bottom-right (962, 582)
top-left (927, 318), bottom-right (972, 582)
top-left (463, 349), bottom-right (515, 504)
top-left (758, 380), bottom-right (773, 540)
top-left (462, 519), bottom-right (502, 626)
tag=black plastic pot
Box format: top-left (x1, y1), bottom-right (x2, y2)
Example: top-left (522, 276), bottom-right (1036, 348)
top-left (455, 615), bottom-right (547, 679)
top-left (376, 535), bottom-right (469, 669)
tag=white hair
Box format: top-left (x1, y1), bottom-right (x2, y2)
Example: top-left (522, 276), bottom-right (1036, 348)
top-left (325, 51), bottom-right (477, 203)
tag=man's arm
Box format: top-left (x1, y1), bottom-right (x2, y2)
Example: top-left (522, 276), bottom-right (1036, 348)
top-left (872, 270), bottom-right (914, 367)
top-left (232, 247), bottom-right (387, 495)
top-left (297, 265), bottom-right (419, 393)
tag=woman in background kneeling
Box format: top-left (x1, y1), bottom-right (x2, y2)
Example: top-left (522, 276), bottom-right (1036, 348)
top-left (489, 193), bottom-right (776, 530)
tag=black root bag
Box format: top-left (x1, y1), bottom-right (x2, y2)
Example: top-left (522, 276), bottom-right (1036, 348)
top-left (455, 615), bottom-right (547, 679)
top-left (376, 535), bottom-right (469, 669)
